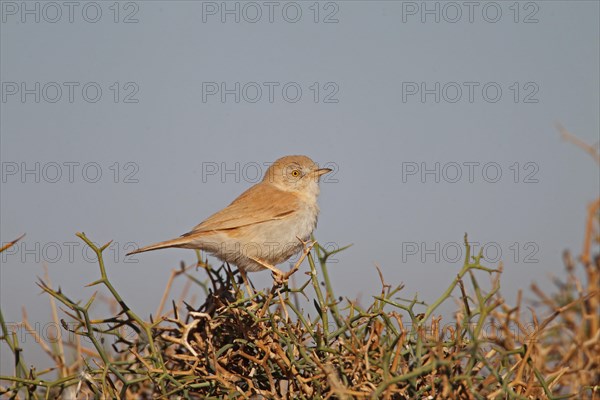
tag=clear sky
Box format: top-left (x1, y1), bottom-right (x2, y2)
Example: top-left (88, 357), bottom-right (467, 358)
top-left (1, 1), bottom-right (599, 373)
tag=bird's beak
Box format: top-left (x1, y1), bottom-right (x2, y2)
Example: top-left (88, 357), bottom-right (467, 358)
top-left (314, 168), bottom-right (332, 177)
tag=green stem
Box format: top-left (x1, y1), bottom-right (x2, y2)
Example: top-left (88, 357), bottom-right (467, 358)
top-left (307, 251), bottom-right (329, 340)
top-left (76, 233), bottom-right (164, 369)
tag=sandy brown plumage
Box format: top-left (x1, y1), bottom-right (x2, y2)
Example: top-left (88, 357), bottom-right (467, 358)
top-left (127, 155), bottom-right (330, 273)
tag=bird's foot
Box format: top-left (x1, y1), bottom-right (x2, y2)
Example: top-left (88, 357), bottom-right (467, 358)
top-left (249, 239), bottom-right (316, 287)
top-left (248, 257), bottom-right (287, 285)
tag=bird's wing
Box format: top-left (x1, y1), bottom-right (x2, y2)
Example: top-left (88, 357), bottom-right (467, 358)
top-left (182, 184), bottom-right (300, 236)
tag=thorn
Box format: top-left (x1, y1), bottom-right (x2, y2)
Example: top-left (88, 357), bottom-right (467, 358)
top-left (85, 279), bottom-right (104, 287)
top-left (0, 233), bottom-right (25, 253)
top-left (100, 240), bottom-right (114, 251)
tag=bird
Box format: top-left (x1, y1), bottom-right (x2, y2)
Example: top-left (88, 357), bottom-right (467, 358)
top-left (127, 155), bottom-right (331, 277)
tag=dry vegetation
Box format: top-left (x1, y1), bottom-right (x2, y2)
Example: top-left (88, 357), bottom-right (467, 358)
top-left (1, 131), bottom-right (598, 399)
top-left (2, 230), bottom-right (598, 399)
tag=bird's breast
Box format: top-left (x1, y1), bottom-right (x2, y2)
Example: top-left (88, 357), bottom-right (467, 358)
top-left (266, 200), bottom-right (318, 242)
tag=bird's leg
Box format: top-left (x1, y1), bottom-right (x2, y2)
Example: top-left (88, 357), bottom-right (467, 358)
top-left (248, 256), bottom-right (286, 282)
top-left (238, 267), bottom-right (256, 298)
top-left (250, 238), bottom-right (316, 286)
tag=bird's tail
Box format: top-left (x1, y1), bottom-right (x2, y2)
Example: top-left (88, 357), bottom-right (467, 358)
top-left (126, 236), bottom-right (192, 256)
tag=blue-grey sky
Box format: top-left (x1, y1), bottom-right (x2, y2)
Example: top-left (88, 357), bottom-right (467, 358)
top-left (1, 1), bottom-right (599, 374)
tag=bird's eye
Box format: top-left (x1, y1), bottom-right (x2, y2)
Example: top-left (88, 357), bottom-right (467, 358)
top-left (291, 169), bottom-right (301, 177)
